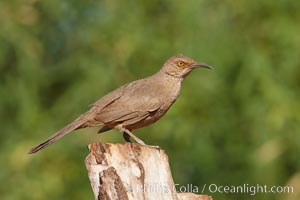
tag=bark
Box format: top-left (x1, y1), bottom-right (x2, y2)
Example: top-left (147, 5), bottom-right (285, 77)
top-left (85, 142), bottom-right (212, 200)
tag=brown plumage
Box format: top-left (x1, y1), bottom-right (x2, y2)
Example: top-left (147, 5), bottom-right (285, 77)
top-left (28, 55), bottom-right (213, 154)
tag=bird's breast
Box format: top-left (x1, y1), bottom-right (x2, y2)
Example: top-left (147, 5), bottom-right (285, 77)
top-left (150, 77), bottom-right (182, 118)
top-left (162, 76), bottom-right (182, 106)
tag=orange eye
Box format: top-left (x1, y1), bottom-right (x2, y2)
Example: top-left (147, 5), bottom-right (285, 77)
top-left (177, 61), bottom-right (184, 67)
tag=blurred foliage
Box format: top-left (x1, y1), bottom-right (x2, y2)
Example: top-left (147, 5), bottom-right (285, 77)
top-left (1, 0), bottom-right (300, 199)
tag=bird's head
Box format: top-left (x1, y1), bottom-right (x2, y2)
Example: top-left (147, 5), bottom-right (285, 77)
top-left (160, 54), bottom-right (213, 78)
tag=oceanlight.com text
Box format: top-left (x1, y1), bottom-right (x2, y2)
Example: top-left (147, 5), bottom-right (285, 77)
top-left (205, 183), bottom-right (293, 196)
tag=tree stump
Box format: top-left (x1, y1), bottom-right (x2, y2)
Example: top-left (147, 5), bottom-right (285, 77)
top-left (85, 142), bottom-right (212, 200)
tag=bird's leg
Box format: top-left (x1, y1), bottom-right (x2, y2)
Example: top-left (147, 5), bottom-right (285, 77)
top-left (124, 129), bottom-right (160, 150)
top-left (115, 125), bottom-right (160, 150)
top-left (123, 132), bottom-right (131, 143)
top-left (123, 129), bottom-right (145, 145)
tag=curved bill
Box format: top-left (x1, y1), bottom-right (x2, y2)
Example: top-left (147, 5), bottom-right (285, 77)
top-left (191, 62), bottom-right (214, 70)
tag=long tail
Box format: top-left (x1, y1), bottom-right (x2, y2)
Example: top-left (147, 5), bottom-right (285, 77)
top-left (28, 114), bottom-right (88, 154)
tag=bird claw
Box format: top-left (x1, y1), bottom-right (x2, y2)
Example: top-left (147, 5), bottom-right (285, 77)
top-left (119, 128), bottom-right (161, 151)
top-left (143, 144), bottom-right (160, 151)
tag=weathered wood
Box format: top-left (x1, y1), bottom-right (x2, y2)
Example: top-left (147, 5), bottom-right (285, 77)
top-left (85, 142), bottom-right (212, 200)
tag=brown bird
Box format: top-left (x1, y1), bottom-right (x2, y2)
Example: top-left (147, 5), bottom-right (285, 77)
top-left (28, 54), bottom-right (213, 154)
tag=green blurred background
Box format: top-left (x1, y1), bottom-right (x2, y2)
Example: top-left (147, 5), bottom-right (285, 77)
top-left (1, 0), bottom-right (300, 199)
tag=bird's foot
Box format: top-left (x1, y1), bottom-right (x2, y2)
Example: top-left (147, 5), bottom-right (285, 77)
top-left (142, 144), bottom-right (161, 151)
top-left (116, 126), bottom-right (160, 151)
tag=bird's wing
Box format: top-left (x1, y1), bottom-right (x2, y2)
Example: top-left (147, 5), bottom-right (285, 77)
top-left (91, 83), bottom-right (129, 110)
top-left (96, 96), bottom-right (161, 124)
top-left (75, 83), bottom-right (130, 128)
top-left (95, 78), bottom-right (162, 124)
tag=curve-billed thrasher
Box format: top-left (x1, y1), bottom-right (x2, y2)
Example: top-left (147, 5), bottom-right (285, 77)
top-left (29, 54), bottom-right (213, 153)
